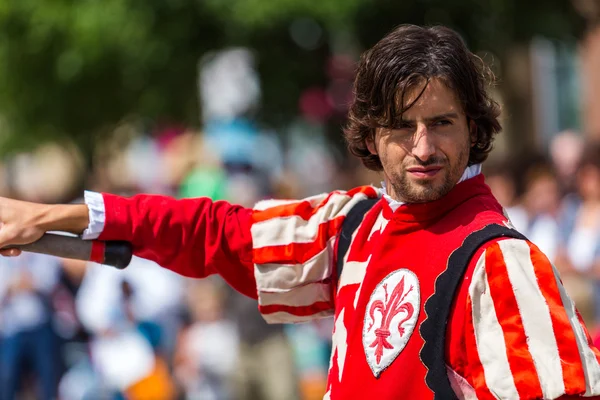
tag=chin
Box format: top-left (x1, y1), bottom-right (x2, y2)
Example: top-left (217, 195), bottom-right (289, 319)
top-left (409, 180), bottom-right (453, 202)
top-left (413, 190), bottom-right (445, 203)
top-left (410, 175), bottom-right (445, 190)
top-left (391, 171), bottom-right (454, 202)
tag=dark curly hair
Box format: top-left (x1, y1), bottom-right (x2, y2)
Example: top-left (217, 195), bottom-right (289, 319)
top-left (344, 24), bottom-right (502, 171)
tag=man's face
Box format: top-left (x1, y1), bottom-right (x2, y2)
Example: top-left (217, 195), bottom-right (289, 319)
top-left (367, 78), bottom-right (474, 203)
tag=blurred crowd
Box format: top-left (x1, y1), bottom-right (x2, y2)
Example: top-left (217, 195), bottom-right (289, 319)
top-left (485, 130), bottom-right (600, 330)
top-left (0, 122), bottom-right (599, 400)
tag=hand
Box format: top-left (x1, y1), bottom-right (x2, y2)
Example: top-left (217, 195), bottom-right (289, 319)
top-left (0, 197), bottom-right (49, 257)
top-left (0, 197), bottom-right (89, 258)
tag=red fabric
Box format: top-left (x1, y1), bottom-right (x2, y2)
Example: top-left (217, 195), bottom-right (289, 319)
top-left (327, 175), bottom-right (508, 399)
top-left (485, 242), bottom-right (543, 399)
top-left (252, 216), bottom-right (345, 265)
top-left (327, 174), bottom-right (600, 399)
top-left (99, 194), bottom-right (257, 299)
top-left (528, 242), bottom-right (587, 394)
top-left (259, 301), bottom-right (333, 317)
top-left (449, 244), bottom-right (496, 399)
top-left (89, 241), bottom-right (105, 264)
top-left (96, 177), bottom-right (600, 399)
top-left (252, 186), bottom-right (378, 223)
top-left (450, 230), bottom-right (600, 399)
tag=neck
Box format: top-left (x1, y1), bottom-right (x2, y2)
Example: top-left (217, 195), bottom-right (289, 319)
top-left (382, 176), bottom-right (404, 203)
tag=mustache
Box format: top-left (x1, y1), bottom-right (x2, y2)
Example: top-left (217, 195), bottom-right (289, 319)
top-left (406, 157), bottom-right (447, 167)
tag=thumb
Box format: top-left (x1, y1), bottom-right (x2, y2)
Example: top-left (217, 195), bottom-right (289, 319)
top-left (0, 224), bottom-right (19, 250)
top-left (0, 224), bottom-right (24, 257)
top-left (0, 248), bottom-right (21, 257)
top-left (0, 225), bottom-right (11, 249)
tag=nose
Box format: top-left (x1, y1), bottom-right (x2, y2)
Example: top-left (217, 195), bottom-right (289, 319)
top-left (411, 123), bottom-right (436, 162)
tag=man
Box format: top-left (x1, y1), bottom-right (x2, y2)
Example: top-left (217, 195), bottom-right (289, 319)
top-left (0, 253), bottom-right (61, 399)
top-left (0, 25), bottom-right (598, 399)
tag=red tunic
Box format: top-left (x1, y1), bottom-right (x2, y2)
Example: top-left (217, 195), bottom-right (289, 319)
top-left (96, 175), bottom-right (600, 399)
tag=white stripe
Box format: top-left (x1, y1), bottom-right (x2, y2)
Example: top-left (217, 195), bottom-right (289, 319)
top-left (255, 244), bottom-right (332, 292)
top-left (446, 365), bottom-right (478, 400)
top-left (254, 190), bottom-right (362, 211)
top-left (253, 197), bottom-right (316, 212)
top-left (550, 263), bottom-right (600, 396)
top-left (262, 309), bottom-right (333, 324)
top-left (258, 282), bottom-right (331, 307)
top-left (367, 211), bottom-right (389, 241)
top-left (333, 308), bottom-right (348, 381)
top-left (251, 193), bottom-right (367, 248)
top-left (337, 213), bottom-right (378, 291)
top-left (470, 252), bottom-right (519, 399)
top-left (338, 258), bottom-right (370, 291)
top-left (499, 239), bottom-right (565, 398)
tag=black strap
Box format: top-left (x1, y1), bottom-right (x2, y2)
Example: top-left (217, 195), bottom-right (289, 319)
top-left (419, 223), bottom-right (527, 399)
top-left (336, 198), bottom-right (378, 281)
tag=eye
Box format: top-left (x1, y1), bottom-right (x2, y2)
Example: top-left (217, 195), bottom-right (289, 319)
top-left (433, 119), bottom-right (452, 127)
top-left (393, 121), bottom-right (414, 130)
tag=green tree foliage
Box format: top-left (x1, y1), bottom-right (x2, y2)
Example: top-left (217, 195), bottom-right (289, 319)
top-left (0, 0), bottom-right (223, 154)
top-left (0, 0), bottom-right (585, 157)
top-left (351, 0), bottom-right (583, 58)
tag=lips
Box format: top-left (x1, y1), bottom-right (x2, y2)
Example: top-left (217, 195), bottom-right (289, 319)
top-left (407, 166), bottom-right (443, 178)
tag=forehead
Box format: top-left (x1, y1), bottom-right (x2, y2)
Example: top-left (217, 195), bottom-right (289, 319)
top-left (400, 78), bottom-right (463, 118)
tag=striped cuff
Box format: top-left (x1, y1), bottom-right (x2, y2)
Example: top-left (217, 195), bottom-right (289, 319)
top-left (82, 191), bottom-right (106, 240)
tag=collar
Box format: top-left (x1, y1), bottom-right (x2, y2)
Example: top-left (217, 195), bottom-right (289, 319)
top-left (380, 173), bottom-right (493, 224)
top-left (381, 163), bottom-right (482, 211)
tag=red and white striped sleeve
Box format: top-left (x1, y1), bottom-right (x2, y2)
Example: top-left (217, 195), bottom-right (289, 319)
top-left (463, 237), bottom-right (600, 400)
top-left (250, 186), bottom-right (379, 324)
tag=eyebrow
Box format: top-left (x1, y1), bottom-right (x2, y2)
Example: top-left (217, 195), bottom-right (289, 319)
top-left (400, 112), bottom-right (460, 124)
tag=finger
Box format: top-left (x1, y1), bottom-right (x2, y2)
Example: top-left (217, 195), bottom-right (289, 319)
top-left (0, 248), bottom-right (22, 257)
top-left (0, 227), bottom-right (14, 250)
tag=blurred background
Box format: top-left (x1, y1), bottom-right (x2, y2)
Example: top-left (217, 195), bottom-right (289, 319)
top-left (0, 0), bottom-right (599, 399)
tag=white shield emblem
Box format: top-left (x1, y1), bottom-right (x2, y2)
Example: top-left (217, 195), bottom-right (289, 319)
top-left (363, 269), bottom-right (420, 378)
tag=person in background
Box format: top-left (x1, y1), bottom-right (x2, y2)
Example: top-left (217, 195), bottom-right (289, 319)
top-left (284, 319), bottom-right (333, 400)
top-left (52, 258), bottom-right (94, 400)
top-left (226, 286), bottom-right (300, 400)
top-left (83, 277), bottom-right (176, 400)
top-left (174, 278), bottom-right (239, 400)
top-left (483, 161), bottom-right (519, 212)
top-left (550, 130), bottom-right (584, 196)
top-left (556, 143), bottom-right (600, 316)
top-left (506, 161), bottom-right (562, 263)
top-left (0, 253), bottom-right (62, 400)
top-left (224, 172), bottom-right (300, 400)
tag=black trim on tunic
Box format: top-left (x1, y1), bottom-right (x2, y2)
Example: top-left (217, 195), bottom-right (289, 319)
top-left (337, 199), bottom-right (528, 399)
top-left (336, 198), bottom-right (379, 280)
top-left (420, 223), bottom-right (527, 399)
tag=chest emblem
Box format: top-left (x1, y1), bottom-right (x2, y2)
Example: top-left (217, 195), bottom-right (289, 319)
top-left (363, 269), bottom-right (420, 378)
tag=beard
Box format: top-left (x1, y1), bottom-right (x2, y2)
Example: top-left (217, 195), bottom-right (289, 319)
top-left (387, 146), bottom-right (470, 203)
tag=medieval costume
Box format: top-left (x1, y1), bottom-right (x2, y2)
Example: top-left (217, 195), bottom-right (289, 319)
top-left (83, 167), bottom-right (600, 399)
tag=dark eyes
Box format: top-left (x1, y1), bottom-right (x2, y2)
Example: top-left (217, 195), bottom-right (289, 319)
top-left (393, 119), bottom-right (452, 130)
top-left (394, 122), bottom-right (413, 129)
top-left (433, 119), bottom-right (452, 127)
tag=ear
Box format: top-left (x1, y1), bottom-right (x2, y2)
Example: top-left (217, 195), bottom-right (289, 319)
top-left (366, 131), bottom-right (378, 155)
top-left (469, 119), bottom-right (477, 147)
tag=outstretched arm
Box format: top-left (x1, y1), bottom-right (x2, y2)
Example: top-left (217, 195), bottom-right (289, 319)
top-left (0, 185), bottom-right (380, 314)
top-left (0, 197), bottom-right (90, 251)
top-left (96, 192), bottom-right (256, 298)
top-left (0, 193), bottom-right (257, 299)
